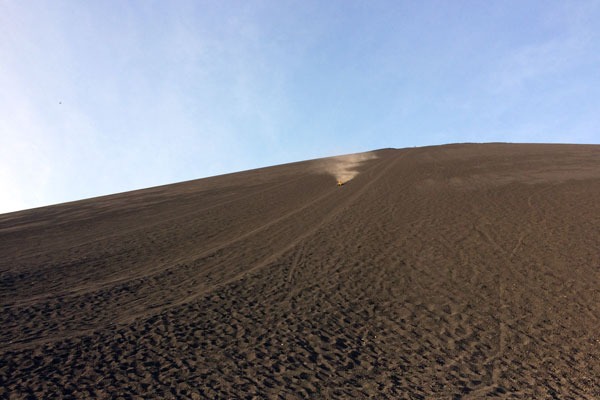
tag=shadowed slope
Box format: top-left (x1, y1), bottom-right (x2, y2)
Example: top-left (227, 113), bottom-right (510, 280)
top-left (1, 144), bottom-right (600, 398)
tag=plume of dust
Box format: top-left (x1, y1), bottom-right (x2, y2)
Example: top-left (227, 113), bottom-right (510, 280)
top-left (316, 152), bottom-right (378, 183)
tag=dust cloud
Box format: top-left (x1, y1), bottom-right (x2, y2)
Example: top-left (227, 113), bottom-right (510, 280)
top-left (315, 152), bottom-right (378, 183)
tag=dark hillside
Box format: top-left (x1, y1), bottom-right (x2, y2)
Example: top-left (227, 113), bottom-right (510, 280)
top-left (2, 144), bottom-right (600, 398)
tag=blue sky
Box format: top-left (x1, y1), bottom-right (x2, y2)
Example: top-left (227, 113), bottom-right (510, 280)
top-left (1, 1), bottom-right (599, 213)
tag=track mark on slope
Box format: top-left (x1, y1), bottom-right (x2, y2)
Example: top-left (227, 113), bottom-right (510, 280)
top-left (161, 152), bottom-right (408, 312)
top-left (287, 244), bottom-right (305, 284)
top-left (6, 174), bottom-right (311, 262)
top-left (510, 233), bottom-right (525, 259)
top-left (3, 174), bottom-right (314, 308)
top-left (4, 152), bottom-right (402, 348)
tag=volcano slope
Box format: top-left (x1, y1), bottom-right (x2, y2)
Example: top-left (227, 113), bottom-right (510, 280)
top-left (2, 143), bottom-right (600, 398)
